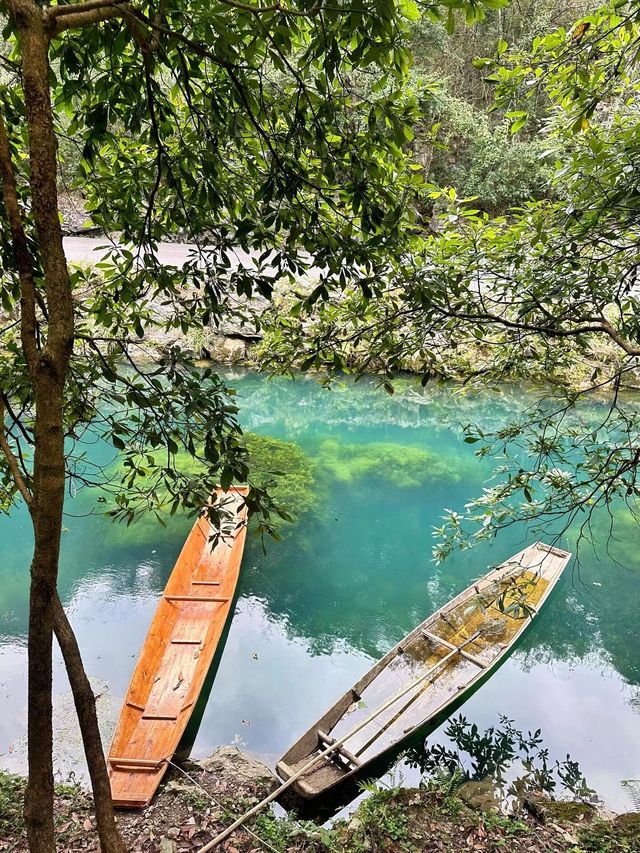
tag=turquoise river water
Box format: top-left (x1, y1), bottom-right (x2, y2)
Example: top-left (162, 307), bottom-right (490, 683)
top-left (0, 371), bottom-right (639, 811)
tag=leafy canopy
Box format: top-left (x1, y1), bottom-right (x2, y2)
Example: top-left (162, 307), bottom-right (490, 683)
top-left (0, 0), bottom-right (506, 528)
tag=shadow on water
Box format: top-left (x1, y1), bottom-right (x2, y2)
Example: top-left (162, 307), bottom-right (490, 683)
top-left (176, 581), bottom-right (244, 761)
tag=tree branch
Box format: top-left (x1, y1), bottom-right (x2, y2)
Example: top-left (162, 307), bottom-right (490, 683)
top-left (0, 396), bottom-right (33, 508)
top-left (46, 0), bottom-right (126, 18)
top-left (217, 0), bottom-right (322, 16)
top-left (50, 3), bottom-right (130, 35)
top-left (0, 107), bottom-right (39, 375)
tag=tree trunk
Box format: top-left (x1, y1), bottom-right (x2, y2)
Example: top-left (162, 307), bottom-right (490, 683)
top-left (53, 597), bottom-right (127, 853)
top-left (24, 528), bottom-right (57, 853)
top-left (24, 363), bottom-right (69, 853)
top-left (9, 4), bottom-right (122, 852)
top-left (14, 4), bottom-right (73, 846)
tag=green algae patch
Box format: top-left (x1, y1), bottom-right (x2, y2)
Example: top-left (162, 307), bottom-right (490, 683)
top-left (315, 438), bottom-right (461, 488)
top-left (243, 433), bottom-right (318, 525)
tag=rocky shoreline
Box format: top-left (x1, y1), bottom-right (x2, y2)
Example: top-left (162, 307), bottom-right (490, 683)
top-left (57, 193), bottom-right (640, 393)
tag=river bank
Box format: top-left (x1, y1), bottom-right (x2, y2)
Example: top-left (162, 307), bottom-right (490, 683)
top-left (1, 749), bottom-right (638, 853)
top-left (55, 193), bottom-right (640, 391)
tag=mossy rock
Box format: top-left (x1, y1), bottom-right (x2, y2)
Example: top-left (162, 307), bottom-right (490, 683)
top-left (578, 813), bottom-right (640, 851)
top-left (613, 812), bottom-right (640, 835)
top-left (314, 438), bottom-right (462, 488)
top-left (524, 795), bottom-right (596, 825)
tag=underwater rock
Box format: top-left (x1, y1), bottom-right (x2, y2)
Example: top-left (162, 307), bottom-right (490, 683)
top-left (0, 677), bottom-right (118, 783)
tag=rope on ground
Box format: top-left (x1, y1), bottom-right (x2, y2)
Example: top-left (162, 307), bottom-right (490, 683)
top-left (166, 759), bottom-right (282, 853)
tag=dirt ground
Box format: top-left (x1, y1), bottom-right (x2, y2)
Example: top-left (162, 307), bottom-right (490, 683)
top-left (2, 754), bottom-right (639, 853)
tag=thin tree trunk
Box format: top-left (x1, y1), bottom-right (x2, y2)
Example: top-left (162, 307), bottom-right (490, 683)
top-left (53, 597), bottom-right (127, 853)
top-left (11, 4), bottom-right (130, 848)
top-left (16, 4), bottom-right (73, 844)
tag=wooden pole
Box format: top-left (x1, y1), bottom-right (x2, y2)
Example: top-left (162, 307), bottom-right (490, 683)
top-left (198, 630), bottom-right (482, 851)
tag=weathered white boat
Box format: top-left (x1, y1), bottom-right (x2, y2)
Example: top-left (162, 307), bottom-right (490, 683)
top-left (276, 541), bottom-right (571, 798)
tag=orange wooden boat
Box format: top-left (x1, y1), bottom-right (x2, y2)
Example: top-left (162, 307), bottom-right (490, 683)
top-left (108, 486), bottom-right (249, 808)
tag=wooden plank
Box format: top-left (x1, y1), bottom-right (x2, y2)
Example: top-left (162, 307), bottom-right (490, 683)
top-left (164, 595), bottom-right (230, 603)
top-left (141, 714), bottom-right (178, 721)
top-left (108, 486), bottom-right (249, 809)
top-left (109, 757), bottom-right (165, 768)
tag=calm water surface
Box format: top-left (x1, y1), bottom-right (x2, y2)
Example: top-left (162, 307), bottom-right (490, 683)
top-left (1, 372), bottom-right (639, 811)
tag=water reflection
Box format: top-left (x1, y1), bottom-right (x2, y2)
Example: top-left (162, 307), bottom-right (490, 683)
top-left (0, 372), bottom-right (639, 811)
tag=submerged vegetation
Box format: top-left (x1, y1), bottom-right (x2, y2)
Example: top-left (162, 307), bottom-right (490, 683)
top-left (104, 432), bottom-right (317, 547)
top-left (105, 429), bottom-right (472, 547)
top-left (243, 434), bottom-right (317, 528)
top-left (313, 438), bottom-right (462, 489)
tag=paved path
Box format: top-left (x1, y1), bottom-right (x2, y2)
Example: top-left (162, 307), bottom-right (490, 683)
top-left (63, 236), bottom-right (255, 269)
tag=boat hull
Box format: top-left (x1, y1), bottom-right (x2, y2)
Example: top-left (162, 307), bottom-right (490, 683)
top-left (108, 486), bottom-right (249, 808)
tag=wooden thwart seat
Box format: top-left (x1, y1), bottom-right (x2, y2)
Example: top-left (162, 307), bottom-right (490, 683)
top-left (421, 630), bottom-right (487, 668)
top-left (109, 757), bottom-right (166, 771)
top-left (163, 594), bottom-right (230, 603)
top-left (141, 713), bottom-right (178, 721)
top-left (317, 730), bottom-right (361, 767)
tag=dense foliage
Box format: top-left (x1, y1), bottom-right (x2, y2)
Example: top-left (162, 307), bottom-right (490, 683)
top-left (264, 0), bottom-right (640, 560)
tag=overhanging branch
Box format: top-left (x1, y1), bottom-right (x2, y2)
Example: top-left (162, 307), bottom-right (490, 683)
top-left (0, 107), bottom-right (39, 375)
top-left (0, 397), bottom-right (33, 508)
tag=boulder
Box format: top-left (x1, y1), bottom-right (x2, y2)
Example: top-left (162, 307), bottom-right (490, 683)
top-left (523, 794), bottom-right (596, 825)
top-left (457, 779), bottom-right (501, 811)
top-left (194, 746), bottom-right (278, 794)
